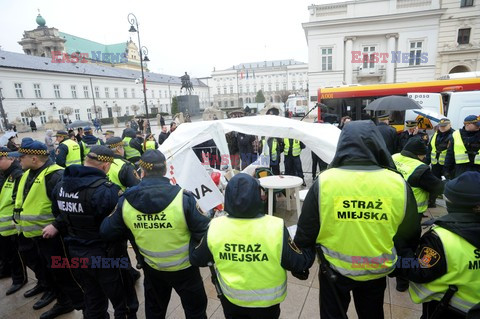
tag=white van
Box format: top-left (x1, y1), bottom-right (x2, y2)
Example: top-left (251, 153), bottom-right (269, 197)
top-left (285, 95), bottom-right (307, 117)
top-left (443, 91), bottom-right (480, 129)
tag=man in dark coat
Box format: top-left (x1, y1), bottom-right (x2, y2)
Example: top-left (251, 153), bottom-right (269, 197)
top-left (43, 145), bottom-right (138, 318)
top-left (237, 133), bottom-right (256, 170)
top-left (376, 113), bottom-right (398, 155)
top-left (397, 120), bottom-right (429, 152)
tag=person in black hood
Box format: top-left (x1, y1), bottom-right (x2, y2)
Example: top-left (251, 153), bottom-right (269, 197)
top-left (100, 149), bottom-right (210, 319)
top-left (294, 120), bottom-right (420, 319)
top-left (399, 171), bottom-right (480, 319)
top-left (190, 173), bottom-right (314, 319)
top-left (43, 145), bottom-right (138, 319)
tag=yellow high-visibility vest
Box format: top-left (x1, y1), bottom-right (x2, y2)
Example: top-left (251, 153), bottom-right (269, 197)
top-left (208, 215), bottom-right (287, 307)
top-left (317, 167), bottom-right (407, 281)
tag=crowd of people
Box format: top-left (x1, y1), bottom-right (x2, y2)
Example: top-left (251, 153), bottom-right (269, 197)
top-left (0, 112), bottom-right (478, 319)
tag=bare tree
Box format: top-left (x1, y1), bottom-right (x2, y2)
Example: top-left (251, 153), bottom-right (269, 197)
top-left (60, 107), bottom-right (74, 120)
top-left (112, 105), bottom-right (122, 117)
top-left (278, 90), bottom-right (292, 104)
top-left (22, 106), bottom-right (40, 120)
top-left (131, 105), bottom-right (140, 116)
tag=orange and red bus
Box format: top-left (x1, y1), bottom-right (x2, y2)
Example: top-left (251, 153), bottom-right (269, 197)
top-left (316, 77), bottom-right (480, 124)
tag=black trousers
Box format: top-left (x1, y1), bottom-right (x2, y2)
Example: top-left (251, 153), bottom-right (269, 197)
top-left (0, 234), bottom-right (26, 284)
top-left (429, 164), bottom-right (444, 205)
top-left (319, 270), bottom-right (386, 319)
top-left (421, 301), bottom-right (466, 319)
top-left (35, 236), bottom-right (84, 309)
top-left (79, 266), bottom-right (137, 319)
top-left (17, 233), bottom-right (49, 288)
top-left (284, 155), bottom-right (294, 175)
top-left (311, 152), bottom-right (328, 178)
top-left (292, 156), bottom-right (304, 179)
top-left (143, 264), bottom-right (207, 319)
top-left (220, 296), bottom-right (280, 319)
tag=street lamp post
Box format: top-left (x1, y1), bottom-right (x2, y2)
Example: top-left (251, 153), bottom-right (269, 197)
top-left (128, 13), bottom-right (150, 121)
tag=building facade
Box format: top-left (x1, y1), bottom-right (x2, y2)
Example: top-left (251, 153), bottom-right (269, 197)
top-left (210, 60), bottom-right (308, 109)
top-left (435, 0), bottom-right (480, 77)
top-left (0, 51), bottom-right (209, 128)
top-left (304, 0), bottom-right (444, 102)
top-left (18, 13), bottom-right (143, 71)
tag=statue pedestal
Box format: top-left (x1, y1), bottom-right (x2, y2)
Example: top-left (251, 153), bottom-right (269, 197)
top-left (177, 95), bottom-right (200, 115)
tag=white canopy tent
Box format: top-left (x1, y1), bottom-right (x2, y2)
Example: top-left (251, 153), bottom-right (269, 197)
top-left (158, 115), bottom-right (341, 212)
top-left (160, 115), bottom-right (340, 165)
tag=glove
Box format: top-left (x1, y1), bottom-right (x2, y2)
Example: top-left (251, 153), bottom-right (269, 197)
top-left (291, 269), bottom-right (309, 280)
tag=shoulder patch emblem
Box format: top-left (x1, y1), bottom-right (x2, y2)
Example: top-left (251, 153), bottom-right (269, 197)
top-left (422, 134), bottom-right (428, 141)
top-left (418, 246), bottom-right (441, 268)
top-left (288, 237), bottom-right (302, 254)
top-left (55, 148), bottom-right (60, 155)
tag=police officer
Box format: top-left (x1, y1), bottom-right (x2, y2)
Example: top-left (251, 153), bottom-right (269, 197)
top-left (122, 128), bottom-right (143, 164)
top-left (80, 126), bottom-right (103, 163)
top-left (105, 137), bottom-right (140, 191)
top-left (398, 120), bottom-right (429, 152)
top-left (43, 145), bottom-right (138, 319)
top-left (426, 118), bottom-right (454, 206)
top-left (392, 138), bottom-right (444, 292)
top-left (283, 138), bottom-right (305, 185)
top-left (294, 121), bottom-right (420, 319)
top-left (190, 173), bottom-right (314, 319)
top-left (11, 138), bottom-right (84, 319)
top-left (399, 171), bottom-right (480, 319)
top-left (143, 133), bottom-right (158, 151)
top-left (0, 147), bottom-right (26, 295)
top-left (102, 129), bottom-right (115, 141)
top-left (376, 113), bottom-right (398, 155)
top-left (261, 137), bottom-right (283, 175)
top-left (444, 115), bottom-right (480, 178)
top-left (100, 150), bottom-right (210, 319)
top-left (393, 138), bottom-right (445, 216)
top-left (55, 130), bottom-right (81, 167)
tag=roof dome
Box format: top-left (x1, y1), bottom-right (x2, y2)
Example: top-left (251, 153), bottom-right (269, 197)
top-left (36, 13), bottom-right (46, 27)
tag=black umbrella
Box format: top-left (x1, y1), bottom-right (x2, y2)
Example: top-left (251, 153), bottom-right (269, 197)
top-left (67, 120), bottom-right (92, 129)
top-left (364, 95), bottom-right (422, 112)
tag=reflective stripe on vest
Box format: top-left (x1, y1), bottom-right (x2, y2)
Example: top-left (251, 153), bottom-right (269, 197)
top-left (430, 132), bottom-right (447, 165)
top-left (63, 139), bottom-right (81, 166)
top-left (123, 137), bottom-right (141, 160)
top-left (392, 153), bottom-right (429, 213)
top-left (207, 215), bottom-right (287, 307)
top-left (122, 190), bottom-right (191, 271)
top-left (284, 139), bottom-right (301, 157)
top-left (408, 226), bottom-right (480, 313)
top-left (0, 176), bottom-right (17, 236)
top-left (317, 168), bottom-right (407, 281)
top-left (452, 130), bottom-right (480, 165)
top-left (14, 165), bottom-right (64, 238)
top-left (107, 158), bottom-right (127, 191)
top-left (143, 141), bottom-right (156, 151)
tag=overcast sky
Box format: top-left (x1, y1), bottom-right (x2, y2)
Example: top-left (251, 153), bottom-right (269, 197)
top-left (0, 0), bottom-right (335, 78)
